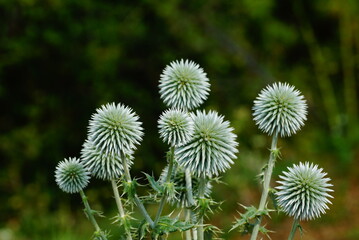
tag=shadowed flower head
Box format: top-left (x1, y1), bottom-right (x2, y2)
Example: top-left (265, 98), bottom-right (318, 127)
top-left (276, 162), bottom-right (333, 221)
top-left (158, 109), bottom-right (194, 147)
top-left (160, 164), bottom-right (212, 207)
top-left (55, 158), bottom-right (90, 194)
top-left (87, 102), bottom-right (143, 155)
top-left (253, 82), bottom-right (307, 137)
top-left (159, 59), bottom-right (210, 110)
top-left (175, 110), bottom-right (238, 177)
top-left (81, 140), bottom-right (134, 180)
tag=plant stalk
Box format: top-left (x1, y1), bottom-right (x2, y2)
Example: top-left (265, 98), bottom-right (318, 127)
top-left (154, 146), bottom-right (175, 225)
top-left (185, 169), bottom-right (197, 240)
top-left (111, 179), bottom-right (132, 240)
top-left (197, 176), bottom-right (206, 240)
top-left (288, 219), bottom-right (300, 240)
top-left (250, 134), bottom-right (278, 240)
top-left (79, 190), bottom-right (102, 232)
top-left (185, 208), bottom-right (192, 240)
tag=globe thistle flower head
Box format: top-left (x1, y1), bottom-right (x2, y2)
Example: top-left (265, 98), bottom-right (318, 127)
top-left (160, 164), bottom-right (212, 207)
top-left (88, 102), bottom-right (143, 155)
top-left (276, 162), bottom-right (333, 221)
top-left (253, 82), bottom-right (307, 137)
top-left (55, 157), bottom-right (90, 194)
top-left (175, 110), bottom-right (238, 177)
top-left (158, 109), bottom-right (194, 147)
top-left (81, 140), bottom-right (134, 180)
top-left (159, 59), bottom-right (210, 110)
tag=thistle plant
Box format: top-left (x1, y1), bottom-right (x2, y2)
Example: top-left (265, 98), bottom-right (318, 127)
top-left (54, 61), bottom-right (333, 240)
top-left (276, 162), bottom-right (333, 240)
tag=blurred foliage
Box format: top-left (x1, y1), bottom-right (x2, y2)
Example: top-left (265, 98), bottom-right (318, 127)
top-left (1, 0), bottom-right (358, 239)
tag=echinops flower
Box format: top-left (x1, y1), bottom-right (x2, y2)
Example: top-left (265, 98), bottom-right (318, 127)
top-left (276, 162), bottom-right (333, 221)
top-left (160, 164), bottom-right (212, 207)
top-left (55, 157), bottom-right (90, 194)
top-left (253, 82), bottom-right (307, 137)
top-left (87, 103), bottom-right (143, 155)
top-left (158, 109), bottom-right (194, 147)
top-left (175, 110), bottom-right (238, 177)
top-left (159, 59), bottom-right (210, 110)
top-left (81, 140), bottom-right (133, 180)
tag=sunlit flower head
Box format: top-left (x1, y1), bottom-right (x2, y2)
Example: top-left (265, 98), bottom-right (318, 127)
top-left (276, 162), bottom-right (333, 221)
top-left (253, 82), bottom-right (307, 137)
top-left (159, 59), bottom-right (210, 110)
top-left (55, 157), bottom-right (90, 194)
top-left (175, 110), bottom-right (238, 177)
top-left (87, 102), bottom-right (143, 154)
top-left (158, 109), bottom-right (194, 147)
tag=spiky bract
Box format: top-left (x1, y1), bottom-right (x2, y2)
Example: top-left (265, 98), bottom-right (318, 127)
top-left (158, 109), bottom-right (194, 147)
top-left (253, 82), bottom-right (307, 137)
top-left (160, 164), bottom-right (212, 207)
top-left (87, 102), bottom-right (143, 154)
top-left (55, 158), bottom-right (90, 194)
top-left (175, 110), bottom-right (238, 177)
top-left (81, 140), bottom-right (133, 180)
top-left (276, 162), bottom-right (333, 221)
top-left (159, 59), bottom-right (210, 110)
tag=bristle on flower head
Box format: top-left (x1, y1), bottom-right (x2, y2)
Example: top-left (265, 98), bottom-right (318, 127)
top-left (276, 162), bottom-right (333, 221)
top-left (159, 59), bottom-right (210, 110)
top-left (175, 110), bottom-right (238, 177)
top-left (158, 109), bottom-right (194, 147)
top-left (87, 102), bottom-right (143, 155)
top-left (253, 82), bottom-right (307, 137)
top-left (55, 157), bottom-right (90, 194)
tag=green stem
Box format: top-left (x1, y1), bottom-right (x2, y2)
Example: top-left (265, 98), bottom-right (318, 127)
top-left (185, 169), bottom-right (197, 240)
top-left (154, 146), bottom-right (175, 225)
top-left (250, 134), bottom-right (278, 240)
top-left (288, 219), bottom-right (300, 240)
top-left (79, 190), bottom-right (107, 239)
top-left (185, 208), bottom-right (192, 240)
top-left (197, 176), bottom-right (206, 240)
top-left (111, 179), bottom-right (132, 240)
top-left (122, 155), bottom-right (155, 228)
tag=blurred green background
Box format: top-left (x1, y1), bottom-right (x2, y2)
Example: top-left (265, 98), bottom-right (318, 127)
top-left (1, 0), bottom-right (358, 239)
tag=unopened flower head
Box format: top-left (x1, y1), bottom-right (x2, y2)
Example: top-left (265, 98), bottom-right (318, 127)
top-left (159, 59), bottom-right (210, 110)
top-left (81, 140), bottom-right (133, 180)
top-left (55, 157), bottom-right (90, 194)
top-left (158, 109), bottom-right (194, 147)
top-left (175, 110), bottom-right (238, 177)
top-left (87, 102), bottom-right (143, 155)
top-left (253, 82), bottom-right (307, 137)
top-left (160, 164), bottom-right (212, 207)
top-left (276, 162), bottom-right (333, 221)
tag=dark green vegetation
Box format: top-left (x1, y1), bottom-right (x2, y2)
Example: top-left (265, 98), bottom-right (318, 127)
top-left (1, 0), bottom-right (358, 239)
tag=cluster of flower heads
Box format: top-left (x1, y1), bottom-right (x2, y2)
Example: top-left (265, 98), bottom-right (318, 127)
top-left (276, 162), bottom-right (333, 221)
top-left (253, 82), bottom-right (307, 137)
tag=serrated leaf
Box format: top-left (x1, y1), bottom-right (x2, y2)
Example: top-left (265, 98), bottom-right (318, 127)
top-left (143, 172), bottom-right (163, 194)
top-left (137, 219), bottom-right (150, 240)
top-left (152, 215), bottom-right (194, 237)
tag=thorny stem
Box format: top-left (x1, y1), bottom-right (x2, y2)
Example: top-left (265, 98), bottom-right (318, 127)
top-left (111, 179), bottom-right (132, 240)
top-left (122, 154), bottom-right (155, 228)
top-left (197, 176), bottom-right (206, 240)
top-left (288, 219), bottom-right (300, 240)
top-left (185, 209), bottom-right (192, 240)
top-left (250, 134), bottom-right (279, 240)
top-left (154, 146), bottom-right (175, 225)
top-left (185, 169), bottom-right (195, 240)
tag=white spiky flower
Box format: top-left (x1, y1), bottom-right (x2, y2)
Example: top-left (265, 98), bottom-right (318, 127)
top-left (55, 158), bottom-right (90, 194)
top-left (253, 82), bottom-right (307, 137)
top-left (175, 110), bottom-right (238, 177)
top-left (158, 109), bottom-right (194, 147)
top-left (80, 140), bottom-right (134, 180)
top-left (159, 59), bottom-right (210, 110)
top-left (87, 102), bottom-right (143, 155)
top-left (159, 164), bottom-right (212, 207)
top-left (276, 162), bottom-right (333, 221)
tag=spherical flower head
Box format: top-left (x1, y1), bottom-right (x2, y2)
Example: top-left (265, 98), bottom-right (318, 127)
top-left (158, 109), bottom-right (194, 147)
top-left (253, 82), bottom-right (307, 137)
top-left (175, 110), bottom-right (238, 177)
top-left (55, 157), bottom-right (90, 194)
top-left (88, 102), bottom-right (143, 155)
top-left (160, 164), bottom-right (212, 207)
top-left (81, 140), bottom-right (133, 180)
top-left (159, 59), bottom-right (210, 110)
top-left (276, 162), bottom-right (333, 221)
